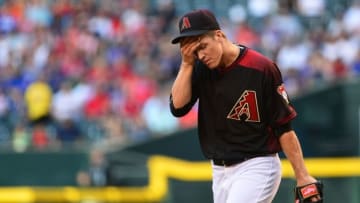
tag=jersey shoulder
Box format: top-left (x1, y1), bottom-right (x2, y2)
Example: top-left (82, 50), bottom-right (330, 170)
top-left (237, 47), bottom-right (274, 73)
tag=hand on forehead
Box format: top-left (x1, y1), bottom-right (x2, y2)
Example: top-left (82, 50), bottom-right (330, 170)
top-left (180, 36), bottom-right (202, 46)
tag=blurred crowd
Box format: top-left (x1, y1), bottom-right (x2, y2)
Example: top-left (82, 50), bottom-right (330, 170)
top-left (0, 0), bottom-right (359, 152)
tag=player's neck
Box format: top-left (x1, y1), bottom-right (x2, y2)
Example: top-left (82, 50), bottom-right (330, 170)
top-left (221, 42), bottom-right (240, 69)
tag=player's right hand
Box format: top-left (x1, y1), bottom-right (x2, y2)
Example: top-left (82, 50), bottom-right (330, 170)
top-left (179, 37), bottom-right (200, 66)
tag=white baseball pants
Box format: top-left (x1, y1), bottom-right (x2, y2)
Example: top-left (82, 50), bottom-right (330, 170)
top-left (211, 154), bottom-right (282, 203)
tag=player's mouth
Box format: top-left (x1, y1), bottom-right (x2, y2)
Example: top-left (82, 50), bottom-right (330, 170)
top-left (203, 59), bottom-right (211, 66)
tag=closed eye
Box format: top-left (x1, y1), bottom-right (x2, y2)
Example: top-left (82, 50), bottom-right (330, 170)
top-left (195, 43), bottom-right (207, 54)
top-left (198, 43), bottom-right (206, 50)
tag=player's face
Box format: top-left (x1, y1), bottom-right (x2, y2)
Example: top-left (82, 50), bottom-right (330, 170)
top-left (195, 31), bottom-right (223, 69)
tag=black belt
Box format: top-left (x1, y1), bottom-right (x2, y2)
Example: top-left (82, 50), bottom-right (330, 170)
top-left (212, 157), bottom-right (250, 167)
top-left (212, 154), bottom-right (275, 167)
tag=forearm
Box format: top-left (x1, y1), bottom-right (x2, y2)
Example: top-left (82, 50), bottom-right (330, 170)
top-left (171, 63), bottom-right (194, 108)
top-left (279, 130), bottom-right (310, 184)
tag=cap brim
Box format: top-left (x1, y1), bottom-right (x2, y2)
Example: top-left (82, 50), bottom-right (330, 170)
top-left (171, 30), bottom-right (209, 44)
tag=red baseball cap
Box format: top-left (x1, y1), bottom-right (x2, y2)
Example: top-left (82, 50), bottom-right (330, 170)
top-left (171, 9), bottom-right (220, 44)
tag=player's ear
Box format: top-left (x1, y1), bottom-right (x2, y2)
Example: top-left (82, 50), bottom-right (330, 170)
top-left (214, 30), bottom-right (226, 41)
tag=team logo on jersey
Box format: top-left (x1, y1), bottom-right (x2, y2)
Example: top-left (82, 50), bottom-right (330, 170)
top-left (277, 84), bottom-right (289, 104)
top-left (181, 17), bottom-right (191, 31)
top-left (227, 90), bottom-right (260, 122)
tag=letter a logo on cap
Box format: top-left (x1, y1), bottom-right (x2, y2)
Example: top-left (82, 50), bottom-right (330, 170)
top-left (181, 17), bottom-right (191, 31)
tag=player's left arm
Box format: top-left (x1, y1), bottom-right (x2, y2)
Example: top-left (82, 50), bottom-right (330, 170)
top-left (279, 130), bottom-right (314, 185)
top-left (266, 61), bottom-right (323, 202)
top-left (279, 130), bottom-right (321, 202)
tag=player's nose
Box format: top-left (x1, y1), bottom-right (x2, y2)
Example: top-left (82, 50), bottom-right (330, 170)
top-left (197, 51), bottom-right (205, 61)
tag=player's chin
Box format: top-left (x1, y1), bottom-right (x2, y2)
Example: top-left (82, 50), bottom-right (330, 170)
top-left (206, 61), bottom-right (217, 69)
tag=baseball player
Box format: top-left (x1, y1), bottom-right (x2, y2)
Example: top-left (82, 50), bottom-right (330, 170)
top-left (169, 9), bottom-right (323, 203)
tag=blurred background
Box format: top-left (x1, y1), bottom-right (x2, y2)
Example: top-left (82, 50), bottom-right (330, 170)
top-left (0, 0), bottom-right (359, 202)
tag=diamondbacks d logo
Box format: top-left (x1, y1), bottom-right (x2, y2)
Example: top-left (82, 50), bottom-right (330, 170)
top-left (277, 84), bottom-right (289, 104)
top-left (181, 17), bottom-right (191, 31)
top-left (227, 90), bottom-right (260, 122)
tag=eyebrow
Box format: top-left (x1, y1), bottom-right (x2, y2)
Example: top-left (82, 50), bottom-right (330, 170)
top-left (197, 37), bottom-right (206, 46)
